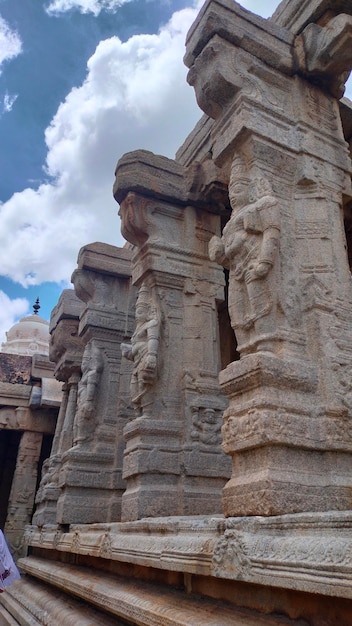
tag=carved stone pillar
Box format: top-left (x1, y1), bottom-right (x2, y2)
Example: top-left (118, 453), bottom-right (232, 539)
top-left (185, 0), bottom-right (352, 516)
top-left (32, 290), bottom-right (84, 527)
top-left (114, 150), bottom-right (231, 521)
top-left (5, 431), bottom-right (43, 557)
top-left (57, 243), bottom-right (135, 524)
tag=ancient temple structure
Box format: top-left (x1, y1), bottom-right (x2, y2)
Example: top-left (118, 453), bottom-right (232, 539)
top-left (0, 303), bottom-right (62, 561)
top-left (1, 0), bottom-right (352, 624)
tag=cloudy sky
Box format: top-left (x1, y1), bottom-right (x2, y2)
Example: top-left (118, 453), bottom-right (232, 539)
top-left (0, 0), bottom-right (351, 343)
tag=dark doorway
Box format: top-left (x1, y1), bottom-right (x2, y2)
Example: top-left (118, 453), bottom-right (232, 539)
top-left (218, 268), bottom-right (240, 369)
top-left (0, 430), bottom-right (22, 529)
top-left (30, 433), bottom-right (54, 521)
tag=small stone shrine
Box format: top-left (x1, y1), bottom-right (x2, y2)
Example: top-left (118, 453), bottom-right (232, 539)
top-left (1, 1), bottom-right (352, 624)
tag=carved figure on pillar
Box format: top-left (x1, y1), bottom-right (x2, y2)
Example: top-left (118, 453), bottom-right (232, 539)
top-left (209, 153), bottom-right (280, 355)
top-left (121, 285), bottom-right (161, 417)
top-left (73, 342), bottom-right (104, 446)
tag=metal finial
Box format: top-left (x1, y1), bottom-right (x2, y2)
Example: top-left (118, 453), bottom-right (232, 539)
top-left (33, 298), bottom-right (40, 315)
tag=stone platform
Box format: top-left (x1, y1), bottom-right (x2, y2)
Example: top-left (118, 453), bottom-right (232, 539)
top-left (3, 513), bottom-right (351, 625)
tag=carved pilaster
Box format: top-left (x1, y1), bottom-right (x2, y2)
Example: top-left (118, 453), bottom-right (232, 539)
top-left (32, 290), bottom-right (84, 527)
top-left (185, 0), bottom-right (352, 515)
top-left (5, 431), bottom-right (43, 558)
top-left (56, 243), bottom-right (135, 524)
top-left (115, 151), bottom-right (231, 521)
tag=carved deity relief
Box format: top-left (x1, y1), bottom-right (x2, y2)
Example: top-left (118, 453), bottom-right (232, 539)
top-left (209, 151), bottom-right (280, 356)
top-left (121, 285), bottom-right (161, 417)
top-left (191, 406), bottom-right (222, 447)
top-left (73, 341), bottom-right (104, 446)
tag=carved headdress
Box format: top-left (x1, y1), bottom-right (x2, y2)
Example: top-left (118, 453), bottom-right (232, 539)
top-left (137, 285), bottom-right (151, 308)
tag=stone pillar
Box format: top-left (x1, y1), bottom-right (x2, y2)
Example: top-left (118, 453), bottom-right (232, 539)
top-left (185, 0), bottom-right (352, 516)
top-left (5, 431), bottom-right (43, 557)
top-left (32, 290), bottom-right (84, 527)
top-left (57, 243), bottom-right (135, 524)
top-left (114, 150), bottom-right (231, 521)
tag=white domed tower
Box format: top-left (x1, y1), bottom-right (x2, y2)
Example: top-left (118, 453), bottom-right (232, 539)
top-left (1, 298), bottom-right (50, 356)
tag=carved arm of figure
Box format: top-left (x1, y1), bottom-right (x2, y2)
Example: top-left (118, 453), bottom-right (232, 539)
top-left (248, 195), bottom-right (280, 279)
top-left (85, 369), bottom-right (100, 406)
top-left (209, 212), bottom-right (249, 268)
top-left (141, 318), bottom-right (160, 383)
top-left (121, 342), bottom-right (133, 361)
top-left (209, 234), bottom-right (227, 266)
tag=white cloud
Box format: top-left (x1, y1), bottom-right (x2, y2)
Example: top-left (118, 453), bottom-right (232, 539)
top-left (2, 91), bottom-right (18, 114)
top-left (45, 0), bottom-right (132, 16)
top-left (1, 0), bottom-right (351, 290)
top-left (0, 292), bottom-right (29, 345)
top-left (0, 16), bottom-right (22, 73)
top-left (0, 5), bottom-right (201, 287)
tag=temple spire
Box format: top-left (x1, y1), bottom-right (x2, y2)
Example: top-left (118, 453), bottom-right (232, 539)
top-left (33, 298), bottom-right (40, 315)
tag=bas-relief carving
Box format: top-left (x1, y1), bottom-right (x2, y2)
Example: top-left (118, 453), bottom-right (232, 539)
top-left (212, 513), bottom-right (352, 590)
top-left (190, 406), bottom-right (222, 448)
top-left (5, 431), bottom-right (43, 557)
top-left (209, 152), bottom-right (280, 356)
top-left (0, 408), bottom-right (19, 429)
top-left (73, 341), bottom-right (104, 446)
top-left (121, 285), bottom-right (161, 418)
top-left (6, 5), bottom-right (352, 625)
top-left (183, 1), bottom-right (352, 518)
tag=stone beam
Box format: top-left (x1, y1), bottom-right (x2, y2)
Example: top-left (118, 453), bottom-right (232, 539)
top-left (272, 0), bottom-right (352, 34)
top-left (184, 0), bottom-right (294, 73)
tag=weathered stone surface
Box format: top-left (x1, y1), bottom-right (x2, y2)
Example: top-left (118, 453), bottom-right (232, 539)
top-left (115, 150), bottom-right (231, 521)
top-left (4, 431), bottom-right (43, 559)
top-left (0, 355), bottom-right (32, 385)
top-left (32, 289), bottom-right (84, 528)
top-left (186, 0), bottom-right (352, 516)
top-left (1, 577), bottom-right (122, 625)
top-left (0, 407), bottom-right (56, 433)
top-left (184, 0), bottom-right (294, 73)
top-left (272, 0), bottom-right (352, 34)
top-left (56, 242), bottom-right (135, 524)
top-left (17, 554), bottom-right (313, 626)
top-left (4, 2), bottom-right (352, 625)
top-left (24, 512), bottom-right (352, 597)
top-left (0, 382), bottom-right (32, 406)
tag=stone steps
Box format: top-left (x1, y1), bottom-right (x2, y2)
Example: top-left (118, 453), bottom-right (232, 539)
top-left (1, 556), bottom-right (303, 626)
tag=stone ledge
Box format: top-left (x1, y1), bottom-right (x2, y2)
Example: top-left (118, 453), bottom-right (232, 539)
top-left (17, 557), bottom-right (305, 626)
top-left (25, 517), bottom-right (223, 577)
top-left (25, 512), bottom-right (352, 599)
top-left (0, 576), bottom-right (120, 626)
top-left (214, 511), bottom-right (352, 598)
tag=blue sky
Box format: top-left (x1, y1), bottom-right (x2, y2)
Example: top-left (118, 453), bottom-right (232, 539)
top-left (0, 0), bottom-right (351, 342)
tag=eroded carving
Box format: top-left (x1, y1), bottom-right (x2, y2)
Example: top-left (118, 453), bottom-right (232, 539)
top-left (190, 407), bottom-right (222, 447)
top-left (121, 285), bottom-right (161, 417)
top-left (209, 152), bottom-right (280, 355)
top-left (73, 342), bottom-right (104, 446)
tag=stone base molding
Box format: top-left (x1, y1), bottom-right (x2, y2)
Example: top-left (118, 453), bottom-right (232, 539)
top-left (7, 555), bottom-right (308, 626)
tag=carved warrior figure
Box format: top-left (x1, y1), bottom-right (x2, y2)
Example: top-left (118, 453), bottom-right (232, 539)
top-left (209, 153), bottom-right (280, 355)
top-left (73, 342), bottom-right (104, 445)
top-left (121, 286), bottom-right (161, 416)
